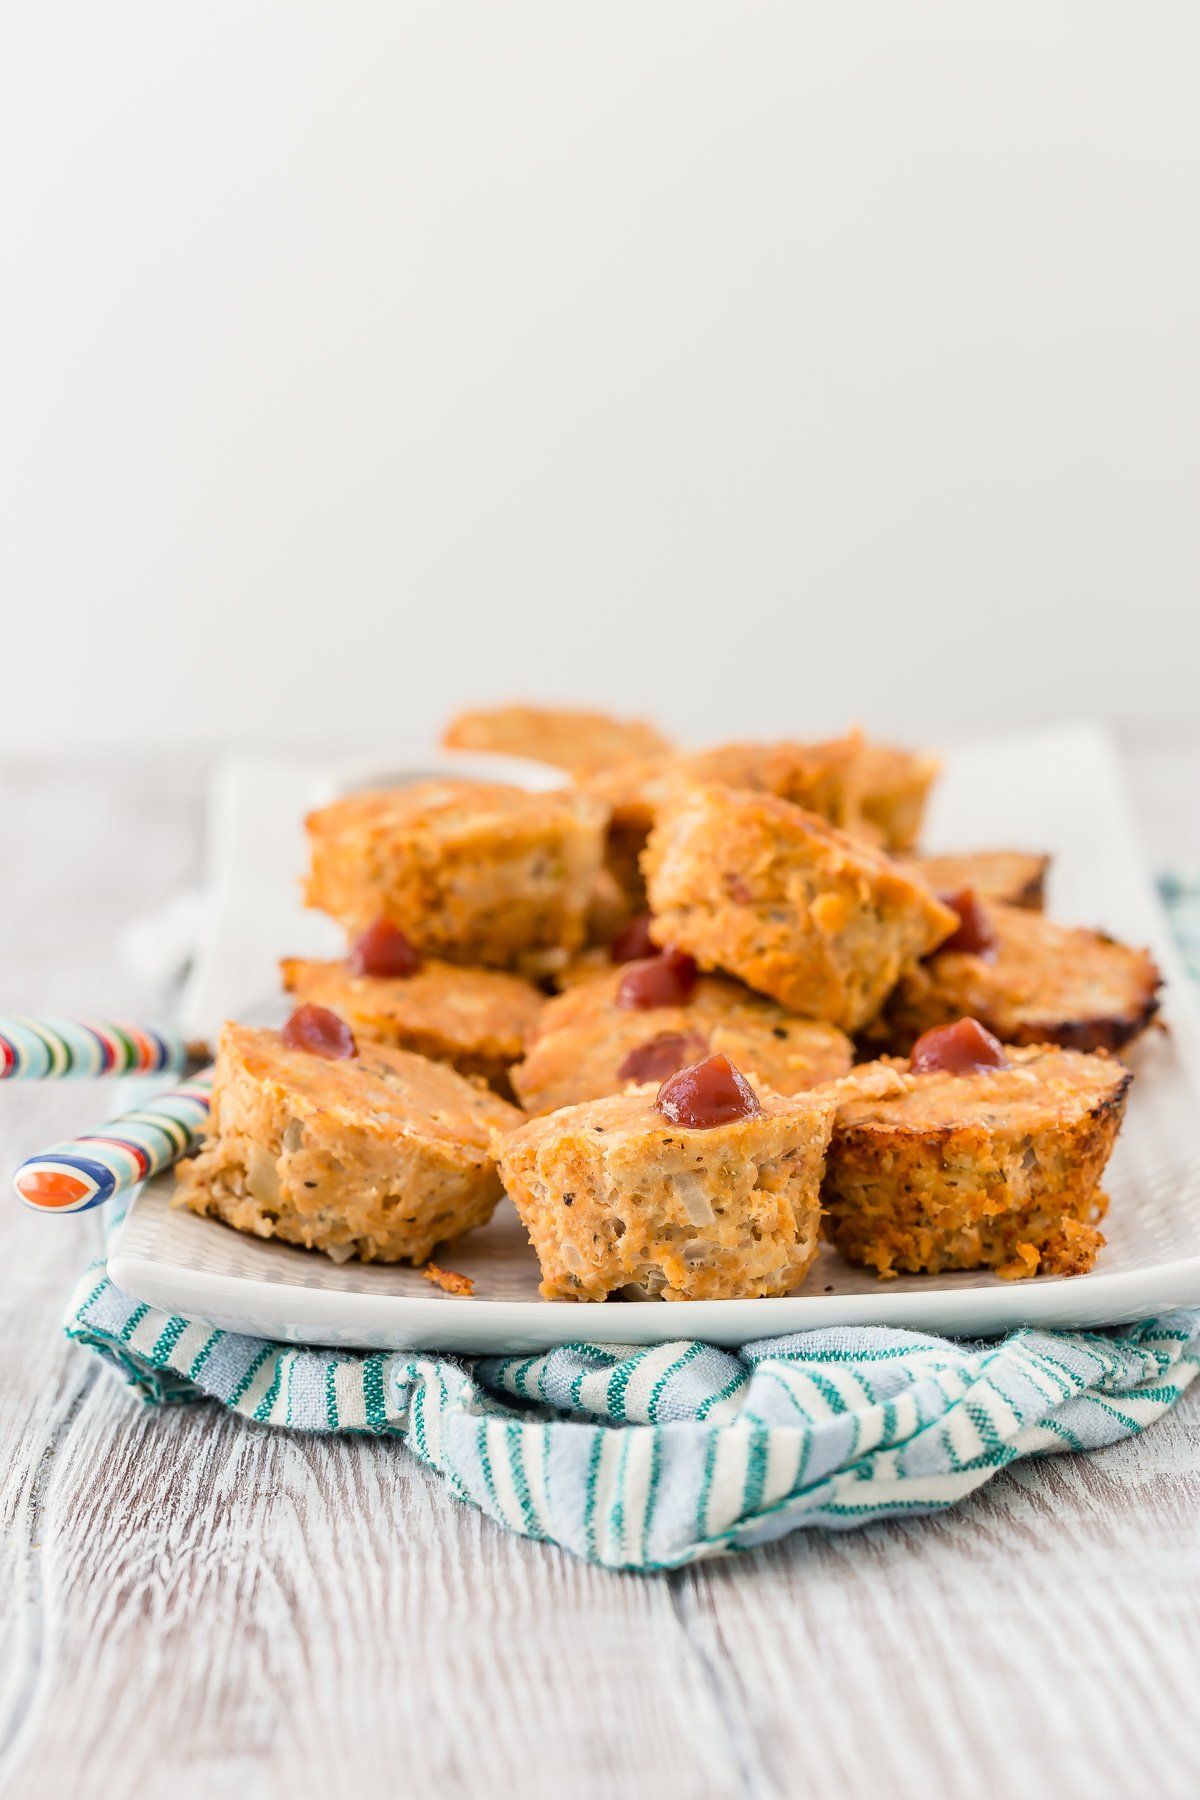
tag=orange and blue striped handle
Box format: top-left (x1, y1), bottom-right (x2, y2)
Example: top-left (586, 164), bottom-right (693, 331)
top-left (0, 1016), bottom-right (207, 1080)
top-left (14, 1071), bottom-right (214, 1214)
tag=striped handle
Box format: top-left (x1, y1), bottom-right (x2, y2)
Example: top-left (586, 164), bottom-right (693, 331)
top-left (14, 1071), bottom-right (214, 1214)
top-left (0, 1016), bottom-right (207, 1080)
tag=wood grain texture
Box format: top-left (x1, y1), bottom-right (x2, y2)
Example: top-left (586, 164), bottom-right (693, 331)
top-left (0, 748), bottom-right (1198, 1800)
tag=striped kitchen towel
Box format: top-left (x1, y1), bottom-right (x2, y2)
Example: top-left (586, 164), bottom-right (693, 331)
top-left (60, 874), bottom-right (1200, 1570)
top-left (63, 1271), bottom-right (1200, 1569)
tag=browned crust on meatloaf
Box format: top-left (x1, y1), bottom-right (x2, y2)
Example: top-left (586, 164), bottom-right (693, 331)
top-left (173, 1022), bottom-right (522, 1265)
top-left (304, 780), bottom-right (607, 975)
top-left (512, 966), bottom-right (852, 1114)
top-left (819, 1046), bottom-right (1130, 1279)
top-left (906, 850), bottom-right (1050, 911)
top-left (280, 956), bottom-right (544, 1093)
top-left (642, 785), bottom-right (958, 1031)
top-left (497, 1082), bottom-right (836, 1302)
top-left (442, 704), bottom-right (672, 775)
top-left (877, 901), bottom-right (1162, 1055)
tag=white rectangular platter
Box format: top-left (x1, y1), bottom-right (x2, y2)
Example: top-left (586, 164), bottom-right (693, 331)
top-left (109, 722), bottom-right (1200, 1353)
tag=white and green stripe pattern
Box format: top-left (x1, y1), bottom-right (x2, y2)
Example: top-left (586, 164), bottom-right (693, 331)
top-left (64, 1266), bottom-right (1200, 1570)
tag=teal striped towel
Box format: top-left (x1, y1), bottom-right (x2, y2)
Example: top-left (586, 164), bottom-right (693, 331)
top-left (62, 1273), bottom-right (1200, 1569)
top-left (61, 875), bottom-right (1200, 1570)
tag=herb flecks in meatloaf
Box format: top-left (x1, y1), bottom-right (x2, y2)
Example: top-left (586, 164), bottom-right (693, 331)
top-left (173, 1022), bottom-right (521, 1265)
top-left (497, 1080), bottom-right (835, 1302)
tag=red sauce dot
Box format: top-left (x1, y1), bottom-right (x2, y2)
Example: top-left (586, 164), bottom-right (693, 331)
top-left (348, 919), bottom-right (422, 978)
top-left (910, 1017), bottom-right (1009, 1076)
top-left (616, 947), bottom-right (698, 1009)
top-left (656, 1052), bottom-right (763, 1129)
top-left (617, 1030), bottom-right (709, 1084)
top-left (610, 913), bottom-right (658, 964)
top-left (281, 1004), bottom-right (358, 1060)
top-left (938, 889), bottom-right (997, 958)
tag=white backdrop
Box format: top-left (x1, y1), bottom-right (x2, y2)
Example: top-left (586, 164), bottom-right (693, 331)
top-left (2, 4), bottom-right (1197, 752)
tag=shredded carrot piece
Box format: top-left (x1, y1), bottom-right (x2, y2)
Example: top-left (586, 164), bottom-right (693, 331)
top-left (420, 1262), bottom-right (475, 1296)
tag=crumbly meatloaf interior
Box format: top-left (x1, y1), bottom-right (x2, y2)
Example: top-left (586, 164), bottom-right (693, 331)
top-left (498, 1086), bottom-right (835, 1302)
top-left (280, 956), bottom-right (544, 1090)
top-left (820, 1047), bottom-right (1130, 1280)
top-left (879, 901), bottom-right (1161, 1054)
top-left (174, 1024), bottom-right (521, 1264)
top-left (643, 785), bottom-right (957, 1028)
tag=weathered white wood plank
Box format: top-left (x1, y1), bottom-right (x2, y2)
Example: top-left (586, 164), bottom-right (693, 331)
top-left (0, 749), bottom-right (1198, 1800)
top-left (9, 1388), bottom-right (746, 1800)
top-left (672, 1408), bottom-right (1200, 1800)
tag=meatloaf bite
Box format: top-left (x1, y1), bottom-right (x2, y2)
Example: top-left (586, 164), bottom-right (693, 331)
top-left (497, 1060), bottom-right (836, 1301)
top-left (820, 1032), bottom-right (1131, 1280)
top-left (905, 850), bottom-right (1050, 911)
top-left (512, 963), bottom-right (852, 1114)
top-left (879, 898), bottom-right (1162, 1054)
top-left (580, 732), bottom-right (936, 911)
top-left (280, 952), bottom-right (543, 1093)
top-left (173, 1019), bottom-right (522, 1264)
top-left (304, 780), bottom-right (607, 976)
top-left (443, 704), bottom-right (672, 775)
top-left (834, 739), bottom-right (939, 853)
top-left (642, 785), bottom-right (958, 1031)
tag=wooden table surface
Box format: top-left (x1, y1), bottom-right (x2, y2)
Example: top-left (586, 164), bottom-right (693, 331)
top-left (1, 748), bottom-right (1198, 1800)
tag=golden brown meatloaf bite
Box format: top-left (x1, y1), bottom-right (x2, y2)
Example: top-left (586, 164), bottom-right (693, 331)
top-left (879, 900), bottom-right (1161, 1054)
top-left (443, 704), bottom-right (672, 775)
top-left (512, 965), bottom-right (852, 1114)
top-left (580, 732), bottom-right (936, 911)
top-left (173, 1021), bottom-right (522, 1264)
top-left (497, 1076), bottom-right (836, 1301)
top-left (304, 781), bottom-right (607, 975)
top-left (820, 1042), bottom-right (1130, 1279)
top-left (642, 785), bottom-right (958, 1031)
top-left (906, 850), bottom-right (1050, 911)
top-left (280, 955), bottom-right (544, 1092)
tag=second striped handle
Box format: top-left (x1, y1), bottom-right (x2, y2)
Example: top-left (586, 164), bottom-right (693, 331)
top-left (14, 1072), bottom-right (214, 1214)
top-left (0, 1015), bottom-right (207, 1080)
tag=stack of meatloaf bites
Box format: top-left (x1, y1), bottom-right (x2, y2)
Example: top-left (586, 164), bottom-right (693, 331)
top-left (173, 705), bottom-right (1162, 1301)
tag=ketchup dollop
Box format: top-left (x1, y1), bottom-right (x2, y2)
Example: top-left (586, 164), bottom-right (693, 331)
top-left (910, 1017), bottom-right (1009, 1076)
top-left (348, 918), bottom-right (422, 979)
top-left (656, 1053), bottom-right (762, 1128)
top-left (939, 889), bottom-right (997, 959)
top-left (610, 913), bottom-right (658, 964)
top-left (616, 947), bottom-right (698, 1010)
top-left (617, 1030), bottom-right (708, 1084)
top-left (281, 1004), bottom-right (358, 1060)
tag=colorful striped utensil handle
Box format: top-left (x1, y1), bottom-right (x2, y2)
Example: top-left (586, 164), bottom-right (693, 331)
top-left (0, 1016), bottom-right (208, 1080)
top-left (14, 1071), bottom-right (214, 1214)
